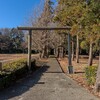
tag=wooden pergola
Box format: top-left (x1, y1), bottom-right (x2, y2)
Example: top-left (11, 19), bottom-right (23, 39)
top-left (17, 27), bottom-right (73, 74)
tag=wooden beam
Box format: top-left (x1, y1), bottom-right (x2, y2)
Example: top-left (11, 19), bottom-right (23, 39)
top-left (27, 30), bottom-right (32, 71)
top-left (17, 27), bottom-right (71, 31)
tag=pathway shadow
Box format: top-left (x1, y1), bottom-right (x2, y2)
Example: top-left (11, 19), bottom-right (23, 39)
top-left (79, 62), bottom-right (87, 64)
top-left (0, 65), bottom-right (50, 100)
top-left (74, 71), bottom-right (85, 74)
top-left (45, 71), bottom-right (63, 73)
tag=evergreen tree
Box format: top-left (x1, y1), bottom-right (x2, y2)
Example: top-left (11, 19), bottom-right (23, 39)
top-left (81, 0), bottom-right (100, 66)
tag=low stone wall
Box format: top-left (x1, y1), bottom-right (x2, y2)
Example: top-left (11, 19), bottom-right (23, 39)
top-left (0, 63), bottom-right (2, 70)
top-left (0, 59), bottom-right (15, 71)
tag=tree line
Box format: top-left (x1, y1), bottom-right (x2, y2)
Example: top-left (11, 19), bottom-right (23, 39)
top-left (0, 28), bottom-right (27, 53)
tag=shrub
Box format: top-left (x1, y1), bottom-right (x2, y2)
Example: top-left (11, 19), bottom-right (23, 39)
top-left (0, 58), bottom-right (36, 89)
top-left (85, 66), bottom-right (98, 85)
top-left (2, 59), bottom-right (27, 72)
top-left (80, 41), bottom-right (89, 50)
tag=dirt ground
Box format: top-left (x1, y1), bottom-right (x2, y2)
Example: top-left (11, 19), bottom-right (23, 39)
top-left (58, 57), bottom-right (100, 98)
top-left (0, 54), bottom-right (39, 61)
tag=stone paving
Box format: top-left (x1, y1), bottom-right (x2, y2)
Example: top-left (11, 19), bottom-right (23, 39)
top-left (0, 58), bottom-right (99, 100)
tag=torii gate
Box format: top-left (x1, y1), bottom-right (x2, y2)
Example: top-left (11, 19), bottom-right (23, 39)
top-left (17, 27), bottom-right (73, 74)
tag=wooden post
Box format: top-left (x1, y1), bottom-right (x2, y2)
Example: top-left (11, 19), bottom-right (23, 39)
top-left (68, 33), bottom-right (73, 74)
top-left (27, 30), bottom-right (32, 71)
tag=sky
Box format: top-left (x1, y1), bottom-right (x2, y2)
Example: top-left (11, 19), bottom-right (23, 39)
top-left (0, 0), bottom-right (56, 28)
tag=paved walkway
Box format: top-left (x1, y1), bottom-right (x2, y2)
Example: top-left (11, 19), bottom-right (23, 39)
top-left (0, 58), bottom-right (99, 100)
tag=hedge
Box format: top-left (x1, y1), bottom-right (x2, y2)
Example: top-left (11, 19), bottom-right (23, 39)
top-left (0, 58), bottom-right (36, 89)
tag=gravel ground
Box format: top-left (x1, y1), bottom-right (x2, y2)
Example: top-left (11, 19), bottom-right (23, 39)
top-left (0, 58), bottom-right (99, 100)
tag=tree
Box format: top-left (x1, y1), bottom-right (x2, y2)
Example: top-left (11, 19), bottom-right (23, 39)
top-left (31, 0), bottom-right (58, 58)
top-left (9, 28), bottom-right (24, 52)
top-left (0, 28), bottom-right (25, 53)
top-left (38, 0), bottom-right (54, 58)
top-left (81, 0), bottom-right (100, 66)
top-left (0, 28), bottom-right (11, 53)
top-left (54, 0), bottom-right (85, 63)
top-left (55, 0), bottom-right (100, 66)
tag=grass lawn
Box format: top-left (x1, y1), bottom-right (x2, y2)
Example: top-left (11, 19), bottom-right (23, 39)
top-left (0, 54), bottom-right (39, 61)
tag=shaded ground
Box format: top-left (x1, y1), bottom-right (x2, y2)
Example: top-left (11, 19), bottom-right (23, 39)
top-left (0, 58), bottom-right (99, 100)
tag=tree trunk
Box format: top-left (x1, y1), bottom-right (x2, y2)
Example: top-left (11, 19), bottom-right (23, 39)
top-left (39, 51), bottom-right (41, 59)
top-left (41, 46), bottom-right (45, 58)
top-left (55, 47), bottom-right (58, 57)
top-left (76, 34), bottom-right (79, 63)
top-left (58, 47), bottom-right (64, 58)
top-left (88, 42), bottom-right (93, 66)
top-left (72, 37), bottom-right (74, 61)
top-left (45, 45), bottom-right (49, 58)
top-left (95, 51), bottom-right (100, 92)
top-left (41, 45), bottom-right (49, 59)
top-left (41, 49), bottom-right (45, 58)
